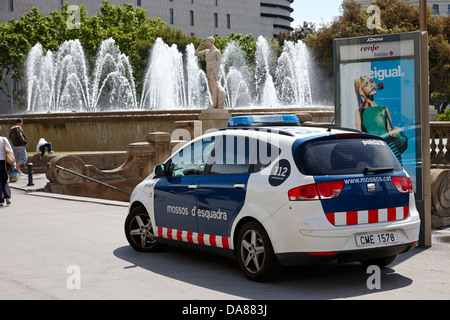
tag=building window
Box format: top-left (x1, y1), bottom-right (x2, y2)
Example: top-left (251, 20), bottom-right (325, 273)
top-left (432, 4), bottom-right (439, 15)
top-left (214, 13), bottom-right (218, 28)
top-left (137, 0), bottom-right (141, 6)
top-left (8, 0), bottom-right (14, 12)
top-left (448, 4), bottom-right (450, 15)
top-left (170, 8), bottom-right (174, 24)
top-left (227, 14), bottom-right (230, 29)
top-left (190, 11), bottom-right (194, 26)
top-left (215, 0), bottom-right (218, 6)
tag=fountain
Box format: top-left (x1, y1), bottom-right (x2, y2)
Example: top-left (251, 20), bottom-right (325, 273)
top-left (12, 35), bottom-right (336, 201)
top-left (1, 36), bottom-right (334, 152)
top-left (25, 36), bottom-right (322, 113)
top-left (26, 38), bottom-right (138, 112)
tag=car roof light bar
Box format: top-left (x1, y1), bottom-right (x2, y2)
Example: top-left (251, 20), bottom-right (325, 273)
top-left (227, 115), bottom-right (300, 127)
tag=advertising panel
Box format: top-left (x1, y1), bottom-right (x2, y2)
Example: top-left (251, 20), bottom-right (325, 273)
top-left (333, 32), bottom-right (423, 200)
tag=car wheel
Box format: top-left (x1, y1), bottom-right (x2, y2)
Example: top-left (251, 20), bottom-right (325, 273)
top-left (359, 255), bottom-right (397, 268)
top-left (124, 206), bottom-right (166, 252)
top-left (236, 221), bottom-right (281, 282)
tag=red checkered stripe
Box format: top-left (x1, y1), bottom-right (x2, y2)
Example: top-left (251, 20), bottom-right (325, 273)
top-left (156, 226), bottom-right (231, 249)
top-left (325, 206), bottom-right (409, 226)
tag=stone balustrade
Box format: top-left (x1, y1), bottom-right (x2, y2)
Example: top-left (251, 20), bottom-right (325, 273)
top-left (430, 122), bottom-right (450, 166)
top-left (429, 122), bottom-right (450, 227)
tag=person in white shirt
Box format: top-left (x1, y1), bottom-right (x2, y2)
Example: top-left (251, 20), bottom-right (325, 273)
top-left (36, 138), bottom-right (54, 160)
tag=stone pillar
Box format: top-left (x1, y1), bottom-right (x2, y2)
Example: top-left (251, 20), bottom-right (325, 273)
top-left (198, 108), bottom-right (231, 134)
top-left (146, 132), bottom-right (171, 164)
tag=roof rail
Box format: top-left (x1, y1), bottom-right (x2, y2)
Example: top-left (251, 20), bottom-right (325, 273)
top-left (301, 123), bottom-right (363, 133)
top-left (215, 126), bottom-right (296, 137)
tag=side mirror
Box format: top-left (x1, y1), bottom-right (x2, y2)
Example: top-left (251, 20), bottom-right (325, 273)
top-left (154, 164), bottom-right (166, 178)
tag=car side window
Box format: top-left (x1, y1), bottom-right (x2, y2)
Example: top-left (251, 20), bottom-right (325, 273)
top-left (169, 137), bottom-right (216, 177)
top-left (209, 135), bottom-right (251, 175)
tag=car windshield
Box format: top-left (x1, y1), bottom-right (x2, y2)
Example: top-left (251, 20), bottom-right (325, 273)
top-left (293, 137), bottom-right (402, 176)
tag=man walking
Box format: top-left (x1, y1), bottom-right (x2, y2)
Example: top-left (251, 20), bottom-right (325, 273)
top-left (9, 118), bottom-right (28, 175)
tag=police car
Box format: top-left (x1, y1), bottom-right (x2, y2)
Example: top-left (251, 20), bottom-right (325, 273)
top-left (124, 115), bottom-right (420, 281)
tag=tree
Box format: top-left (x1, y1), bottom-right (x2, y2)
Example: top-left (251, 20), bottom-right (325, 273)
top-left (280, 0), bottom-right (449, 107)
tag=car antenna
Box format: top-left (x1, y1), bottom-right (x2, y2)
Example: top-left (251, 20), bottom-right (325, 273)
top-left (328, 104), bottom-right (341, 132)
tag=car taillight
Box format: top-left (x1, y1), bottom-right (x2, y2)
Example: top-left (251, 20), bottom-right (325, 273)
top-left (391, 177), bottom-right (413, 193)
top-left (316, 180), bottom-right (344, 199)
top-left (288, 181), bottom-right (344, 201)
top-left (288, 184), bottom-right (319, 201)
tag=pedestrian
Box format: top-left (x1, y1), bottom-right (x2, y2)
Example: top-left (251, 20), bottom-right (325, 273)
top-left (0, 125), bottom-right (14, 206)
top-left (9, 118), bottom-right (28, 175)
top-left (36, 138), bottom-right (54, 160)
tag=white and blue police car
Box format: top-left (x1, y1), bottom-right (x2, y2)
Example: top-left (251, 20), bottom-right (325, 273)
top-left (124, 115), bottom-right (420, 281)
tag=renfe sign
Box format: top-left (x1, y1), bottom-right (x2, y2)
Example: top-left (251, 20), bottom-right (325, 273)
top-left (340, 39), bottom-right (415, 60)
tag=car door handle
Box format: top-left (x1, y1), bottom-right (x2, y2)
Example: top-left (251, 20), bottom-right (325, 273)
top-left (234, 183), bottom-right (246, 189)
top-left (188, 184), bottom-right (198, 189)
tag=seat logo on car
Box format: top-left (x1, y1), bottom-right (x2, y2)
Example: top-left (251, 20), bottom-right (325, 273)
top-left (367, 183), bottom-right (376, 193)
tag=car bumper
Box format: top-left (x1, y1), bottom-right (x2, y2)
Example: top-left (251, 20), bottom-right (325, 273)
top-left (276, 242), bottom-right (417, 266)
top-left (261, 201), bottom-right (420, 264)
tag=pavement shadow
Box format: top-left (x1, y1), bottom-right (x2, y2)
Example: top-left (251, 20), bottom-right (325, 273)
top-left (113, 244), bottom-right (416, 299)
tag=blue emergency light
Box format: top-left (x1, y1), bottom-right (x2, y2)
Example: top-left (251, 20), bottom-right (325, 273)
top-left (227, 115), bottom-right (300, 127)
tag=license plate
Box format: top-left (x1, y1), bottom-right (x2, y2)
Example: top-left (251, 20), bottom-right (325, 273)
top-left (355, 232), bottom-right (398, 247)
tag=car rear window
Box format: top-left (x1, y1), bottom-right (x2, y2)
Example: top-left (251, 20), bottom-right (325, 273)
top-left (293, 137), bottom-right (402, 176)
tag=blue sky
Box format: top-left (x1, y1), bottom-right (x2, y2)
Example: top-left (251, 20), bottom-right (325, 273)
top-left (291, 0), bottom-right (343, 28)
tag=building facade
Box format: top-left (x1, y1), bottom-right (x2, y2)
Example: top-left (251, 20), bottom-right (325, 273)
top-left (355, 0), bottom-right (449, 16)
top-left (0, 0), bottom-right (294, 39)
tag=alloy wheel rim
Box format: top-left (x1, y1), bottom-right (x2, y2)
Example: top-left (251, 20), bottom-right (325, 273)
top-left (129, 214), bottom-right (156, 248)
top-left (241, 229), bottom-right (265, 274)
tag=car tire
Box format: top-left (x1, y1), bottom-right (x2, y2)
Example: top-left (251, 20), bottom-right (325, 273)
top-left (236, 221), bottom-right (281, 282)
top-left (124, 206), bottom-right (166, 252)
top-left (359, 255), bottom-right (397, 268)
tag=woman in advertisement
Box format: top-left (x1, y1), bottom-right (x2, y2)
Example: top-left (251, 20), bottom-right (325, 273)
top-left (354, 75), bottom-right (408, 163)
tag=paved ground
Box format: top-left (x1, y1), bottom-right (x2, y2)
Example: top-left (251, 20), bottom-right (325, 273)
top-left (1, 174), bottom-right (449, 300)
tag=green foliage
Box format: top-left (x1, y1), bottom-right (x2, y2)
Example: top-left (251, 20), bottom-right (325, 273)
top-left (213, 33), bottom-right (257, 58)
top-left (279, 0), bottom-right (450, 106)
top-left (436, 109), bottom-right (450, 121)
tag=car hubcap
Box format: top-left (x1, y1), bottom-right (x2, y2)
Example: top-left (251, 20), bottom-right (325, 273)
top-left (241, 230), bottom-right (265, 274)
top-left (130, 214), bottom-right (156, 248)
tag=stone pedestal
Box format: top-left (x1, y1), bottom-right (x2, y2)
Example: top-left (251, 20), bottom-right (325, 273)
top-left (198, 108), bottom-right (231, 133)
top-left (146, 132), bottom-right (171, 164)
top-left (174, 120), bottom-right (203, 140)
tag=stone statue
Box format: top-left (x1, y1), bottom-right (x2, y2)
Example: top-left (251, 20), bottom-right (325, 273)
top-left (195, 36), bottom-right (226, 109)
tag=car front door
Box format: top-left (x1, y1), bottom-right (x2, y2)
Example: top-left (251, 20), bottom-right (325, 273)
top-left (153, 137), bottom-right (216, 233)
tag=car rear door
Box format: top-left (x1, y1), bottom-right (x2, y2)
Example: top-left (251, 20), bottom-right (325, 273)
top-left (195, 135), bottom-right (252, 238)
